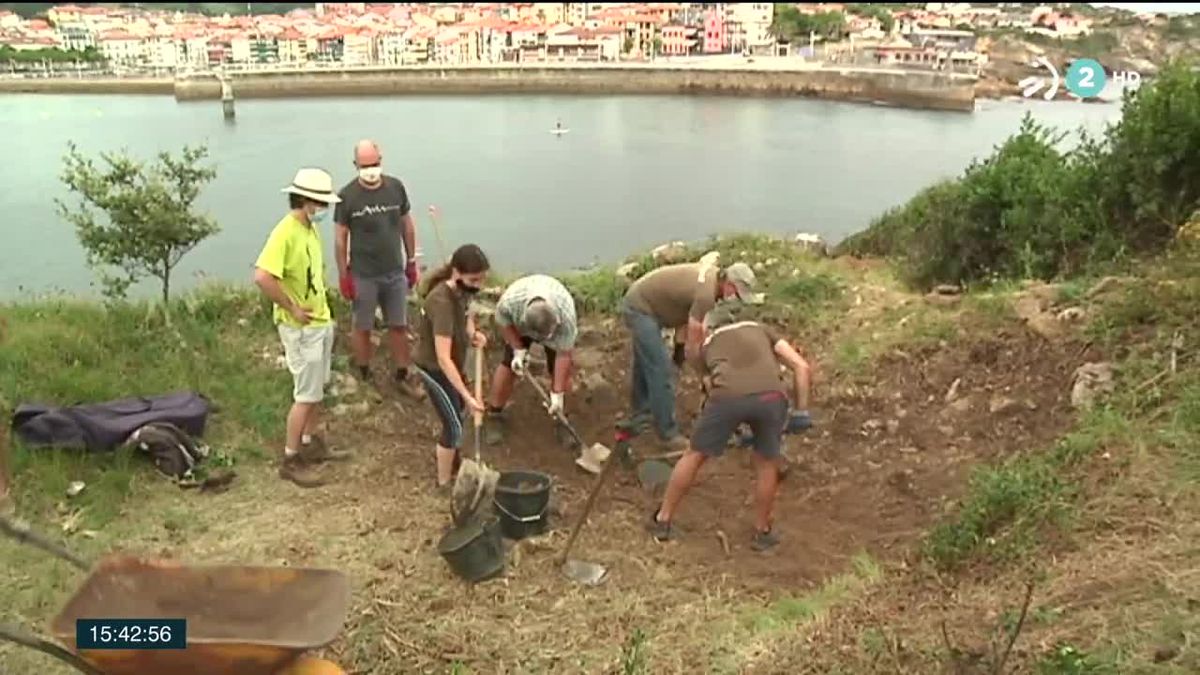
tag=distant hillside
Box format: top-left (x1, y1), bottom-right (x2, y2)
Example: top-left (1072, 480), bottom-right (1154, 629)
top-left (0, 3), bottom-right (313, 18)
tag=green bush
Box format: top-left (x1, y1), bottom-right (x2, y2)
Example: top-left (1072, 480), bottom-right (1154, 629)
top-left (840, 61), bottom-right (1200, 289)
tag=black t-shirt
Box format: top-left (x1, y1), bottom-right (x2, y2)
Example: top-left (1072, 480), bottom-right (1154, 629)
top-left (333, 175), bottom-right (411, 277)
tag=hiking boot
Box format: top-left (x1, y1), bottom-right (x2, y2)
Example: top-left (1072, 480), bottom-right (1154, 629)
top-left (658, 434), bottom-right (689, 454)
top-left (395, 370), bottom-right (427, 401)
top-left (355, 364), bottom-right (373, 384)
top-left (648, 509), bottom-right (674, 542)
top-left (751, 529), bottom-right (780, 552)
top-left (278, 454), bottom-right (329, 488)
top-left (301, 436), bottom-right (353, 463)
top-left (484, 409), bottom-right (506, 446)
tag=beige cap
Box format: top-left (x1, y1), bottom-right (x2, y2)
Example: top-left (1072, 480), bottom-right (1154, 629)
top-left (724, 262), bottom-right (764, 304)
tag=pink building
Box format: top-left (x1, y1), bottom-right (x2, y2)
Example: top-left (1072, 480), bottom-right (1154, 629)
top-left (702, 8), bottom-right (725, 54)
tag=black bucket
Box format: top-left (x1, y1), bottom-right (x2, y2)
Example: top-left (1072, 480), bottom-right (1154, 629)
top-left (437, 516), bottom-right (505, 583)
top-left (493, 470), bottom-right (553, 540)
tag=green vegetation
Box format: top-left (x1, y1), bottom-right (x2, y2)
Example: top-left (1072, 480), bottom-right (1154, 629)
top-left (0, 45), bottom-right (105, 64)
top-left (840, 61), bottom-right (1200, 290)
top-left (57, 144), bottom-right (220, 305)
top-left (848, 4), bottom-right (896, 32)
top-left (926, 257), bottom-right (1200, 571)
top-left (559, 233), bottom-right (845, 337)
top-left (771, 4), bottom-right (847, 43)
top-left (0, 286), bottom-right (287, 531)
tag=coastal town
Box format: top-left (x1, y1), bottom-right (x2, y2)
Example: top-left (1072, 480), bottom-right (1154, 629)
top-left (0, 2), bottom-right (1135, 75)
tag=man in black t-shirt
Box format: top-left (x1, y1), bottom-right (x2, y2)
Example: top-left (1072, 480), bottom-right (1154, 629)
top-left (333, 139), bottom-right (424, 400)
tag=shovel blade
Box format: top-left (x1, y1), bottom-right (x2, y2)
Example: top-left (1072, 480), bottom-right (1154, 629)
top-left (562, 558), bottom-right (608, 586)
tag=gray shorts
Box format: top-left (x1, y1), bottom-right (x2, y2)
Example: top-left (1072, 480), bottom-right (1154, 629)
top-left (352, 269), bottom-right (408, 331)
top-left (691, 391), bottom-right (788, 458)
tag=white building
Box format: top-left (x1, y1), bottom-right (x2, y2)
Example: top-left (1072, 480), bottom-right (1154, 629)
top-left (725, 3), bottom-right (773, 54)
top-left (97, 29), bottom-right (144, 65)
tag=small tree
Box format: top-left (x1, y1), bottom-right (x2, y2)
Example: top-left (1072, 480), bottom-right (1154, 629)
top-left (57, 143), bottom-right (219, 305)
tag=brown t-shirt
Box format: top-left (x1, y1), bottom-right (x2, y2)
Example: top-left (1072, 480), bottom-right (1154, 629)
top-left (700, 321), bottom-right (785, 399)
top-left (416, 281), bottom-right (469, 372)
top-left (624, 262), bottom-right (718, 328)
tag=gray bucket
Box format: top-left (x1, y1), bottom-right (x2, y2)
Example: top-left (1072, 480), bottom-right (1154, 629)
top-left (437, 516), bottom-right (505, 583)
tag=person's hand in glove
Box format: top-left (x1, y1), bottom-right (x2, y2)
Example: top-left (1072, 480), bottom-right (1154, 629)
top-left (546, 391), bottom-right (564, 417)
top-left (786, 410), bottom-right (812, 434)
top-left (338, 275), bottom-right (356, 301)
top-left (511, 348), bottom-right (529, 376)
top-left (405, 260), bottom-right (419, 289)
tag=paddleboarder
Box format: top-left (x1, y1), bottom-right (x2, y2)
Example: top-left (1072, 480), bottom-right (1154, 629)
top-left (648, 305), bottom-right (813, 552)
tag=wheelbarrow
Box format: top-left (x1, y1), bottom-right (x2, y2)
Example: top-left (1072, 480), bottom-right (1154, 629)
top-left (0, 515), bottom-right (351, 675)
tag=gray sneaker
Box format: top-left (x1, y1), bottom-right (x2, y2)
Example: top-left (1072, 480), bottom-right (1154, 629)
top-left (751, 529), bottom-right (780, 552)
top-left (648, 510), bottom-right (674, 542)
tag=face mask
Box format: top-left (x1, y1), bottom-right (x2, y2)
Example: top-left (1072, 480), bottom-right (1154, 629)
top-left (455, 279), bottom-right (482, 295)
top-left (311, 207), bottom-right (329, 224)
top-left (358, 166), bottom-right (382, 183)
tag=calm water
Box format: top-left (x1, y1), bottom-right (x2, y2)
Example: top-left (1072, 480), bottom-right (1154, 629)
top-left (0, 93), bottom-right (1122, 298)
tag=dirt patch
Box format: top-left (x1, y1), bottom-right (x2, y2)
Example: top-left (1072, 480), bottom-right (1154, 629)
top-left (349, 310), bottom-right (1083, 600)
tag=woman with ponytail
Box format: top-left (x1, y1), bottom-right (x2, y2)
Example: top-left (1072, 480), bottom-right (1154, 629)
top-left (413, 244), bottom-right (491, 490)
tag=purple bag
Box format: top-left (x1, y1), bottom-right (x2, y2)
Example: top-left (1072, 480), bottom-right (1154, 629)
top-left (11, 391), bottom-right (211, 453)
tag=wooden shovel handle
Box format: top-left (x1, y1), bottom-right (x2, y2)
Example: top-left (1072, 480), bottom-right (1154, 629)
top-left (558, 448), bottom-right (620, 566)
top-left (473, 345), bottom-right (483, 429)
top-left (0, 622), bottom-right (103, 674)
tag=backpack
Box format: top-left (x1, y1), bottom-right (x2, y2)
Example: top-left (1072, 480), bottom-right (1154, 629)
top-left (127, 422), bottom-right (209, 480)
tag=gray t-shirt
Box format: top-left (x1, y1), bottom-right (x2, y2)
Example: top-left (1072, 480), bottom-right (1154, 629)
top-left (334, 175), bottom-right (411, 278)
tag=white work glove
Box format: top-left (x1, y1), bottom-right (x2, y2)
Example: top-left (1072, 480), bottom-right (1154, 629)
top-left (547, 391), bottom-right (565, 417)
top-left (511, 348), bottom-right (529, 376)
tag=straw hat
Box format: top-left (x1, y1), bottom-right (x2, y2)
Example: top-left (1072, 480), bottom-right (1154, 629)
top-left (281, 167), bottom-right (341, 204)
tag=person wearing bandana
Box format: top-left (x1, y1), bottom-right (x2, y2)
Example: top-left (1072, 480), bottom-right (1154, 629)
top-left (254, 168), bottom-right (342, 487)
top-left (334, 139), bottom-right (425, 400)
top-left (412, 244), bottom-right (491, 492)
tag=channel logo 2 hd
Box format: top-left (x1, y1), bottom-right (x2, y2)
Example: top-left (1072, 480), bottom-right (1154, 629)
top-left (1019, 57), bottom-right (1141, 100)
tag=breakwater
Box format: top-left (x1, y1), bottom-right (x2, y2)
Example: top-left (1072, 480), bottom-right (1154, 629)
top-left (2, 64), bottom-right (976, 112)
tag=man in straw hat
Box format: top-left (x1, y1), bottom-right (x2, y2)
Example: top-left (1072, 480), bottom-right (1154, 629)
top-left (617, 259), bottom-right (763, 452)
top-left (483, 274), bottom-right (579, 447)
top-left (648, 304), bottom-right (812, 552)
top-left (254, 167), bottom-right (345, 487)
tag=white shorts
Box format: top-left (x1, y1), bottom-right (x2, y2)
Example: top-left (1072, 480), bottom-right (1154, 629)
top-left (278, 323), bottom-right (335, 404)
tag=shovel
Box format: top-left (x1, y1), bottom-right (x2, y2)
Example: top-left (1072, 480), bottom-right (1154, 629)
top-left (0, 515), bottom-right (105, 674)
top-left (451, 346), bottom-right (499, 526)
top-left (557, 437), bottom-right (623, 586)
top-left (524, 375), bottom-right (612, 474)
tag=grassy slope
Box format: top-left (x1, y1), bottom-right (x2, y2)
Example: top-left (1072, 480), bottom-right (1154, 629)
top-left (0, 235), bottom-right (1195, 673)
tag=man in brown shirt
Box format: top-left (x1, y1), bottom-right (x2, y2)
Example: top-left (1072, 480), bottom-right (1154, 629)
top-left (619, 260), bottom-right (761, 450)
top-left (649, 305), bottom-right (812, 552)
